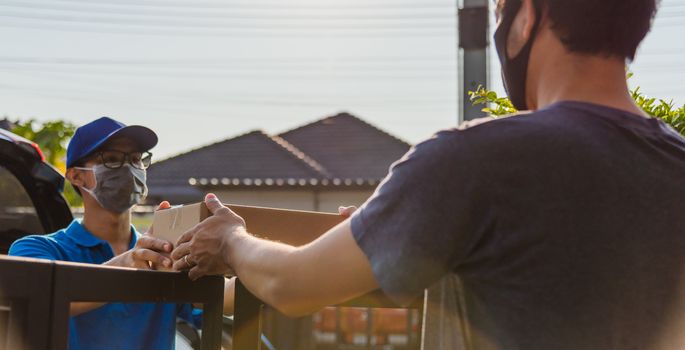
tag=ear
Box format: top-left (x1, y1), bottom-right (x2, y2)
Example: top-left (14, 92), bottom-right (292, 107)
top-left (507, 0), bottom-right (539, 57)
top-left (66, 168), bottom-right (85, 189)
top-left (520, 0), bottom-right (537, 41)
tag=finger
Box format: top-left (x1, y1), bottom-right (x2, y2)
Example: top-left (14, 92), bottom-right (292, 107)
top-left (171, 241), bottom-right (192, 260)
top-left (205, 193), bottom-right (246, 229)
top-left (138, 235), bottom-right (172, 253)
top-left (156, 201), bottom-right (171, 211)
top-left (147, 202), bottom-right (172, 236)
top-left (126, 252), bottom-right (152, 269)
top-left (172, 254), bottom-right (193, 271)
top-left (338, 206), bottom-right (358, 217)
top-left (131, 248), bottom-right (171, 268)
top-left (205, 193), bottom-right (231, 216)
top-left (132, 259), bottom-right (151, 269)
top-left (188, 266), bottom-right (204, 281)
top-left (131, 248), bottom-right (172, 269)
top-left (175, 225), bottom-right (198, 247)
top-left (172, 260), bottom-right (185, 271)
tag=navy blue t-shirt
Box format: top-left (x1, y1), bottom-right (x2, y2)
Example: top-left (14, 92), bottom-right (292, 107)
top-left (351, 101), bottom-right (685, 350)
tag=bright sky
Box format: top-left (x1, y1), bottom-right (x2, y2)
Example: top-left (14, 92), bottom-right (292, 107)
top-left (0, 0), bottom-right (683, 160)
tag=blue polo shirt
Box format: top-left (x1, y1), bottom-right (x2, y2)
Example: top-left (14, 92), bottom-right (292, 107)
top-left (9, 220), bottom-right (201, 350)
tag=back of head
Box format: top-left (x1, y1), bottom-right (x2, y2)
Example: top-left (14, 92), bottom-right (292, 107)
top-left (530, 0), bottom-right (659, 61)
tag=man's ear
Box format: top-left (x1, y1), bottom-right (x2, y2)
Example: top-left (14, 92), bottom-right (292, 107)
top-left (507, 0), bottom-right (538, 57)
top-left (519, 0), bottom-right (537, 42)
top-left (65, 168), bottom-right (84, 189)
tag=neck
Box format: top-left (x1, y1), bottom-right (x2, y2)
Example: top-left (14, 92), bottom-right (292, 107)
top-left (81, 200), bottom-right (132, 254)
top-left (528, 38), bottom-right (646, 117)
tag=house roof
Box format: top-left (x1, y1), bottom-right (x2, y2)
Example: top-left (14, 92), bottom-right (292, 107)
top-left (146, 130), bottom-right (329, 202)
top-left (279, 112), bottom-right (410, 180)
top-left (146, 112), bottom-right (411, 203)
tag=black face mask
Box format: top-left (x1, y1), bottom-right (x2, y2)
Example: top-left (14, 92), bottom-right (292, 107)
top-left (493, 0), bottom-right (541, 111)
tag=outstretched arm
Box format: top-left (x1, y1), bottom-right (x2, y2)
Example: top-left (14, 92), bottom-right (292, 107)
top-left (172, 194), bottom-right (378, 316)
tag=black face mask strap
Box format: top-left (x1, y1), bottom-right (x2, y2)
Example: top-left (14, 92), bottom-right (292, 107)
top-left (495, 0), bottom-right (543, 111)
top-left (518, 0), bottom-right (543, 59)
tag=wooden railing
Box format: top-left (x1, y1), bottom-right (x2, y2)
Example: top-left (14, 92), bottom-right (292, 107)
top-left (0, 255), bottom-right (224, 350)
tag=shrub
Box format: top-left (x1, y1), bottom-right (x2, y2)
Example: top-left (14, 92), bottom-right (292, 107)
top-left (469, 84), bottom-right (685, 137)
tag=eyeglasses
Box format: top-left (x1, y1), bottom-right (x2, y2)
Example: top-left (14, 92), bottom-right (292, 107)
top-left (96, 150), bottom-right (152, 170)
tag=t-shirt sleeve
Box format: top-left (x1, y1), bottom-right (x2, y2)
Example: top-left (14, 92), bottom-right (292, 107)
top-left (350, 128), bottom-right (492, 305)
top-left (9, 235), bottom-right (62, 260)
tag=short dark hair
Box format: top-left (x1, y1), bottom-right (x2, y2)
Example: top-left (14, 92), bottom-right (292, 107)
top-left (504, 0), bottom-right (660, 61)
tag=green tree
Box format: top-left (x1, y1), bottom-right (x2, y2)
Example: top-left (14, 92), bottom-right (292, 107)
top-left (469, 84), bottom-right (685, 137)
top-left (11, 119), bottom-right (83, 207)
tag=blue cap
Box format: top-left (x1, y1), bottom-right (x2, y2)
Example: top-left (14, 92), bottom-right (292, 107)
top-left (66, 117), bottom-right (158, 168)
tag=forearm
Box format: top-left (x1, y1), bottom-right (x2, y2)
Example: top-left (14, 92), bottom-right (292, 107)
top-left (228, 230), bottom-right (299, 311)
top-left (229, 221), bottom-right (378, 316)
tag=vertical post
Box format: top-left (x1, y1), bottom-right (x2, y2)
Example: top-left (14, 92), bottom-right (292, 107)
top-left (366, 308), bottom-right (373, 350)
top-left (335, 307), bottom-right (342, 344)
top-left (407, 309), bottom-right (416, 349)
top-left (233, 279), bottom-right (263, 350)
top-left (458, 0), bottom-right (490, 122)
top-left (49, 269), bottom-right (71, 350)
top-left (0, 258), bottom-right (54, 350)
top-left (201, 292), bottom-right (224, 350)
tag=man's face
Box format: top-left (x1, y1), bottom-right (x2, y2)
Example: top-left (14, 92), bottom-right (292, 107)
top-left (69, 136), bottom-right (142, 191)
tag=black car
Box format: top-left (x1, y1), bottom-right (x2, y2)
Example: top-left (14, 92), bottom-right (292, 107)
top-left (0, 128), bottom-right (72, 253)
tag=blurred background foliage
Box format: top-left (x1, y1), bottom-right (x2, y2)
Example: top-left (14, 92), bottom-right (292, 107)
top-left (10, 119), bottom-right (83, 207)
top-left (469, 75), bottom-right (685, 137)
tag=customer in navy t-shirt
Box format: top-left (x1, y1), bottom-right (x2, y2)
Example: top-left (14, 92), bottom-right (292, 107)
top-left (169, 1), bottom-right (685, 349)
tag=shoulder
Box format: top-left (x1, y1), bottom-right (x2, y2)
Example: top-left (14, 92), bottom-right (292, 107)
top-left (457, 115), bottom-right (504, 130)
top-left (451, 107), bottom-right (587, 147)
top-left (411, 114), bottom-right (525, 156)
top-left (9, 230), bottom-right (68, 260)
top-left (456, 110), bottom-right (564, 134)
top-left (399, 107), bottom-right (581, 168)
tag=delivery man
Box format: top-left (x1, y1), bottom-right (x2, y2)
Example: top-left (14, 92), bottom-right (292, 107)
top-left (10, 117), bottom-right (210, 350)
top-left (171, 0), bottom-right (685, 349)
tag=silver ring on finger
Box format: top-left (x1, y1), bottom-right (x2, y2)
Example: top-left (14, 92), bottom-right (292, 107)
top-left (183, 254), bottom-right (193, 266)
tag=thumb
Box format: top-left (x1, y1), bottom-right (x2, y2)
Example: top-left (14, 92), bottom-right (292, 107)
top-left (156, 201), bottom-right (171, 211)
top-left (338, 206), bottom-right (358, 217)
top-left (204, 193), bottom-right (227, 214)
top-left (148, 201), bottom-right (172, 236)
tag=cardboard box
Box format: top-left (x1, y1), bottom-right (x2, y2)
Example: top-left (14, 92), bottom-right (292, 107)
top-left (152, 203), bottom-right (345, 247)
